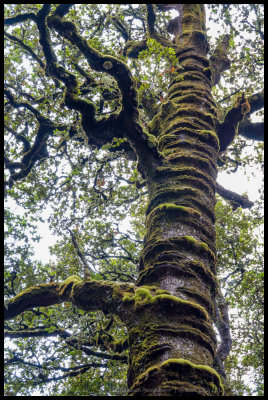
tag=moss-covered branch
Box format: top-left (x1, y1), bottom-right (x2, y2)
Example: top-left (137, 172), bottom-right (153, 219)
top-left (217, 93), bottom-right (252, 151)
top-left (46, 11), bottom-right (162, 177)
top-left (209, 34), bottom-right (231, 86)
top-left (4, 90), bottom-right (69, 187)
top-left (4, 276), bottom-right (134, 321)
top-left (216, 182), bottom-right (254, 210)
top-left (123, 5), bottom-right (175, 59)
top-left (4, 281), bottom-right (65, 321)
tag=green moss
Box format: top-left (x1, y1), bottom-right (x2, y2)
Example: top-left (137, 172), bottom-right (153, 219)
top-left (123, 286), bottom-right (208, 319)
top-left (155, 289), bottom-right (170, 295)
top-left (148, 203), bottom-right (201, 219)
top-left (199, 129), bottom-right (219, 148)
top-left (131, 357), bottom-right (224, 395)
top-left (123, 287), bottom-right (152, 305)
top-left (147, 113), bottom-right (161, 136)
top-left (144, 131), bottom-right (158, 148)
top-left (161, 358), bottom-right (224, 392)
top-left (183, 235), bottom-right (208, 252)
top-left (59, 275), bottom-right (82, 298)
top-left (63, 275), bottom-right (82, 284)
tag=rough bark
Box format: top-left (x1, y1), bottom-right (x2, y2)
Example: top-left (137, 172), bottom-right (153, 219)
top-left (125, 5), bottom-right (223, 396)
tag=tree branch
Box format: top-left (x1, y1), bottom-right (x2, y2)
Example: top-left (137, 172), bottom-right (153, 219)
top-left (247, 91), bottom-right (264, 114)
top-left (4, 12), bottom-right (36, 25)
top-left (237, 118), bottom-right (263, 141)
top-left (216, 182), bottom-right (254, 210)
top-left (47, 12), bottom-right (162, 177)
top-left (66, 227), bottom-right (93, 278)
top-left (4, 89), bottom-right (69, 187)
top-left (213, 288), bottom-right (232, 387)
top-left (209, 34), bottom-right (231, 86)
top-left (4, 31), bottom-right (45, 69)
top-left (4, 276), bottom-right (134, 322)
top-left (217, 93), bottom-right (252, 152)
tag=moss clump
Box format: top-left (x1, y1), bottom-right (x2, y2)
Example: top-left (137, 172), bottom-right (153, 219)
top-left (182, 235), bottom-right (208, 252)
top-left (123, 287), bottom-right (152, 305)
top-left (123, 286), bottom-right (208, 320)
top-left (59, 275), bottom-right (82, 298)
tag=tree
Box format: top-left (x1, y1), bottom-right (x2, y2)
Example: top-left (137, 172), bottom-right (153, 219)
top-left (4, 4), bottom-right (263, 396)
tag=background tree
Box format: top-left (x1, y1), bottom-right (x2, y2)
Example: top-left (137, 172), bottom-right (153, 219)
top-left (4, 4), bottom-right (263, 396)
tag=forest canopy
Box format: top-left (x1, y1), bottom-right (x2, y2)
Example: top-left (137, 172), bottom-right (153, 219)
top-left (4, 4), bottom-right (263, 396)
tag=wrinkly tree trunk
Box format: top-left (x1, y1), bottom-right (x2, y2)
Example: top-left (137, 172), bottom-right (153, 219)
top-left (125, 5), bottom-right (222, 396)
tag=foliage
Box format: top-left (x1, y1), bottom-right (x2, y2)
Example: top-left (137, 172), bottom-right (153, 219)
top-left (4, 4), bottom-right (263, 396)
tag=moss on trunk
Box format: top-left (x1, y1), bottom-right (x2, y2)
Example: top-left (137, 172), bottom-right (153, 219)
top-left (125, 4), bottom-right (223, 396)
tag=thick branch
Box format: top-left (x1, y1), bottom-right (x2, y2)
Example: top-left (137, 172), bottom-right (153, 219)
top-left (248, 92), bottom-right (264, 114)
top-left (216, 182), bottom-right (254, 209)
top-left (4, 12), bottom-right (36, 25)
top-left (47, 12), bottom-right (161, 177)
top-left (217, 93), bottom-right (252, 152)
top-left (4, 276), bottom-right (133, 322)
top-left (4, 282), bottom-right (64, 321)
top-left (238, 118), bottom-right (264, 141)
top-left (209, 34), bottom-right (231, 86)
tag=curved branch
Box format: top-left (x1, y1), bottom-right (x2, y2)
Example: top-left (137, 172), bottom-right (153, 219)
top-left (4, 12), bottom-right (36, 25)
top-left (47, 12), bottom-right (162, 177)
top-left (4, 276), bottom-right (134, 322)
top-left (4, 31), bottom-right (45, 69)
top-left (4, 281), bottom-right (64, 321)
top-left (4, 90), bottom-right (68, 186)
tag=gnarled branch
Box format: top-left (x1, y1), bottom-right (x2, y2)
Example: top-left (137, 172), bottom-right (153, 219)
top-left (4, 276), bottom-right (133, 322)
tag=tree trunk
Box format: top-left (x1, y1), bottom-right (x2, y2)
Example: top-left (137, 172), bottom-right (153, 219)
top-left (125, 5), bottom-right (223, 396)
